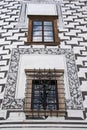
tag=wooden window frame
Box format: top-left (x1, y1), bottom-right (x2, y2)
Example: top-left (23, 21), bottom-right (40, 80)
top-left (24, 69), bottom-right (66, 118)
top-left (27, 15), bottom-right (60, 46)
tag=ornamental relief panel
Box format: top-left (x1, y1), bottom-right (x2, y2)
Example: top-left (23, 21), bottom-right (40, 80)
top-left (2, 48), bottom-right (83, 110)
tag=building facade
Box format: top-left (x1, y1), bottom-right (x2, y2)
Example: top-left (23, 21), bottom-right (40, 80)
top-left (0, 0), bottom-right (87, 129)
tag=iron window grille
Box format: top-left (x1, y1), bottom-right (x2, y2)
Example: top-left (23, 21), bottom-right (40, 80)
top-left (31, 80), bottom-right (58, 110)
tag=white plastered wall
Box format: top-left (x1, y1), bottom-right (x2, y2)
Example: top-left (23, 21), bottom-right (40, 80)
top-left (27, 4), bottom-right (57, 16)
top-left (17, 2), bottom-right (63, 28)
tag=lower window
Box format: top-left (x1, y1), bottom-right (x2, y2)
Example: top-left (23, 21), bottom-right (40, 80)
top-left (31, 80), bottom-right (58, 110)
top-left (24, 69), bottom-right (66, 118)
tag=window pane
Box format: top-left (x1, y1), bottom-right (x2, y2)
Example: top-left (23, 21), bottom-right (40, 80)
top-left (44, 37), bottom-right (54, 42)
top-left (33, 104), bottom-right (40, 109)
top-left (33, 26), bottom-right (42, 31)
top-left (44, 21), bottom-right (52, 26)
top-left (34, 91), bottom-right (39, 95)
top-left (33, 31), bottom-right (42, 36)
top-left (33, 37), bottom-right (42, 42)
top-left (33, 21), bottom-right (42, 26)
top-left (44, 26), bottom-right (53, 30)
top-left (47, 91), bottom-right (56, 96)
top-left (46, 104), bottom-right (57, 110)
top-left (44, 31), bottom-right (53, 36)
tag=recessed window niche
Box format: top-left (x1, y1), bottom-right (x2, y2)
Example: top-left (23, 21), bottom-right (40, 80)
top-left (2, 48), bottom-right (83, 112)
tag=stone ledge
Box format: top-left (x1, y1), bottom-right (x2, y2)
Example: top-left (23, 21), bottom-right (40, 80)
top-left (0, 110), bottom-right (7, 120)
top-left (67, 110), bottom-right (84, 119)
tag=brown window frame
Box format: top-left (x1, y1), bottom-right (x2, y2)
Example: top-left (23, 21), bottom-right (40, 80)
top-left (27, 15), bottom-right (60, 46)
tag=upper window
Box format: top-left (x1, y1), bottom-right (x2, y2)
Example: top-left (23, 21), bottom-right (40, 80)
top-left (27, 16), bottom-right (60, 45)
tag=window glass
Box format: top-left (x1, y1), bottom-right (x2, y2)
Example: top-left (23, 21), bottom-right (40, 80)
top-left (33, 26), bottom-right (42, 31)
top-left (44, 26), bottom-right (53, 31)
top-left (33, 21), bottom-right (42, 26)
top-left (44, 37), bottom-right (54, 42)
top-left (44, 21), bottom-right (52, 26)
top-left (32, 20), bottom-right (54, 42)
top-left (33, 37), bottom-right (42, 42)
top-left (44, 31), bottom-right (53, 36)
top-left (33, 31), bottom-right (42, 36)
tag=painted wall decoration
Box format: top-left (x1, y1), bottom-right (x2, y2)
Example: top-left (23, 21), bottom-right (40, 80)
top-left (2, 48), bottom-right (83, 110)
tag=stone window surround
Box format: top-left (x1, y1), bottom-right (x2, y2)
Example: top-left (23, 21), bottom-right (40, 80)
top-left (24, 69), bottom-right (66, 117)
top-left (2, 48), bottom-right (83, 111)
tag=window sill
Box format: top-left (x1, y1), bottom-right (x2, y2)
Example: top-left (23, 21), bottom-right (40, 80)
top-left (25, 42), bottom-right (60, 46)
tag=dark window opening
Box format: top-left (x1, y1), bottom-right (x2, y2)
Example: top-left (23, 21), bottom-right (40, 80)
top-left (31, 80), bottom-right (58, 110)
